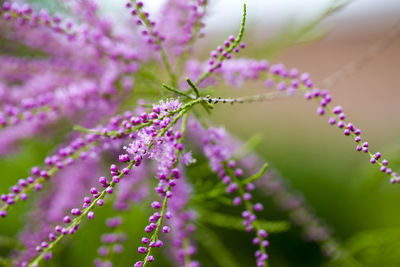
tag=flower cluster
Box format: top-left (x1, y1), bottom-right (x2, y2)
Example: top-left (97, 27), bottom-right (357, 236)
top-left (94, 217), bottom-right (127, 267)
top-left (0, 1), bottom-right (141, 62)
top-left (188, 123), bottom-right (270, 266)
top-left (0, 1), bottom-right (397, 267)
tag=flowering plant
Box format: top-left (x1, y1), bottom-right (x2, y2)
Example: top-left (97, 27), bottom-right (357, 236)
top-left (0, 0), bottom-right (399, 266)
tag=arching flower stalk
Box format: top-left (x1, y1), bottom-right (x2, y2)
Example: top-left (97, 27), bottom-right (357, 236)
top-left (134, 113), bottom-right (192, 267)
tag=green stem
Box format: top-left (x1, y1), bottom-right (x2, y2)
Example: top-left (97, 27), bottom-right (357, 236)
top-left (162, 84), bottom-right (193, 99)
top-left (186, 78), bottom-right (200, 98)
top-left (1, 143), bottom-right (95, 214)
top-left (74, 99), bottom-right (200, 137)
top-left (148, 101), bottom-right (198, 149)
top-left (175, 2), bottom-right (208, 78)
top-left (185, 78), bottom-right (214, 113)
top-left (242, 163), bottom-right (269, 185)
top-left (201, 91), bottom-right (299, 105)
top-left (195, 3), bottom-right (247, 85)
top-left (224, 162), bottom-right (270, 267)
top-left (190, 163), bottom-right (268, 204)
top-left (29, 161), bottom-right (135, 267)
top-left (142, 188), bottom-right (170, 267)
top-left (132, 0), bottom-right (177, 87)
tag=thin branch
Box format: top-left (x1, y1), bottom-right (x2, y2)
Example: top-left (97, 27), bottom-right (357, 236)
top-left (162, 84), bottom-right (193, 99)
top-left (186, 78), bottom-right (201, 98)
top-left (195, 3), bottom-right (247, 85)
top-left (132, 0), bottom-right (177, 86)
top-left (202, 90), bottom-right (302, 105)
top-left (320, 19), bottom-right (400, 88)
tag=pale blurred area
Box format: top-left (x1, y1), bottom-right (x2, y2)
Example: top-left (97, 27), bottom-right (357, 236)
top-left (207, 0), bottom-right (400, 37)
top-left (128, 0), bottom-right (400, 37)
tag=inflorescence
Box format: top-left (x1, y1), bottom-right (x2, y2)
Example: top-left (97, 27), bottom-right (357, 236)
top-left (0, 1), bottom-right (397, 267)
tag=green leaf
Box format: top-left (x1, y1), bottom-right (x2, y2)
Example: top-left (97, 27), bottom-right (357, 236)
top-left (199, 210), bottom-right (290, 234)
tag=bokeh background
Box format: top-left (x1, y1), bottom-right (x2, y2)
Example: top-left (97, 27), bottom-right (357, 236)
top-left (1, 0), bottom-right (400, 266)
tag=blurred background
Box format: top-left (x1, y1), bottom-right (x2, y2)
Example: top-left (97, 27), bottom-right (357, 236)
top-left (1, 0), bottom-right (400, 266)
